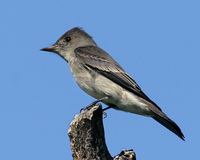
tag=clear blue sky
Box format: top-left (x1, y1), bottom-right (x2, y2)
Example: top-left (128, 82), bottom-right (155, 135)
top-left (1, 1), bottom-right (199, 160)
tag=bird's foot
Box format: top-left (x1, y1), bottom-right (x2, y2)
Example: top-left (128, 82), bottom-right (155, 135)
top-left (80, 97), bottom-right (108, 113)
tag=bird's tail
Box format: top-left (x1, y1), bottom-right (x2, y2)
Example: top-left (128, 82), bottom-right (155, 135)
top-left (153, 114), bottom-right (185, 140)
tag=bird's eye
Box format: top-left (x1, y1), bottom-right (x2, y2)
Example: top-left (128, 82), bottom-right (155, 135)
top-left (65, 37), bottom-right (71, 42)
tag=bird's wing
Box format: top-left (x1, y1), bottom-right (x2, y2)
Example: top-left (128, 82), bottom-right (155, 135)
top-left (75, 45), bottom-right (185, 140)
top-left (74, 45), bottom-right (161, 111)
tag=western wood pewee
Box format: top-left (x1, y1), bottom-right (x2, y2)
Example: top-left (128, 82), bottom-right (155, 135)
top-left (41, 27), bottom-right (184, 140)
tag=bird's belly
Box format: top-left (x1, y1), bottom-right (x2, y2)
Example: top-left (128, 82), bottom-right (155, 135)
top-left (116, 91), bottom-right (153, 116)
top-left (75, 70), bottom-right (121, 100)
top-left (69, 62), bottom-right (122, 101)
top-left (69, 61), bottom-right (153, 116)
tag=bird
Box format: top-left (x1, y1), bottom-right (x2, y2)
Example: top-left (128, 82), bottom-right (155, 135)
top-left (41, 27), bottom-right (185, 140)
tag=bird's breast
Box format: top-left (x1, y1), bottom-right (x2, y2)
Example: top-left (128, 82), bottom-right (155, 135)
top-left (68, 57), bottom-right (123, 103)
top-left (68, 56), bottom-right (153, 116)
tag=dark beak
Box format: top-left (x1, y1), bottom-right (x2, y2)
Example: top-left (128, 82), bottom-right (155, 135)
top-left (40, 46), bottom-right (55, 52)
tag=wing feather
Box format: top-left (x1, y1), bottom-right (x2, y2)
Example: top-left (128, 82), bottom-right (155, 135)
top-left (74, 45), bottom-right (161, 111)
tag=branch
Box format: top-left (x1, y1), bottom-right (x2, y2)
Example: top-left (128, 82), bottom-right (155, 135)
top-left (68, 104), bottom-right (136, 160)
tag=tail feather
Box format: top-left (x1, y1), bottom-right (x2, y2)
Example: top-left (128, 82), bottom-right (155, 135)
top-left (153, 115), bottom-right (185, 140)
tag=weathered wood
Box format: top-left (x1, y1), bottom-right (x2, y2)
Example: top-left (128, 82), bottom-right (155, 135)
top-left (68, 104), bottom-right (136, 160)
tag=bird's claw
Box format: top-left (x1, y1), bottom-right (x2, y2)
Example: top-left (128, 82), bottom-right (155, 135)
top-left (80, 101), bottom-right (98, 112)
top-left (103, 111), bottom-right (107, 118)
top-left (80, 97), bottom-right (109, 113)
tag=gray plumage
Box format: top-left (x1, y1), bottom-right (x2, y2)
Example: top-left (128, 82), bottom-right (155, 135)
top-left (41, 27), bottom-right (185, 140)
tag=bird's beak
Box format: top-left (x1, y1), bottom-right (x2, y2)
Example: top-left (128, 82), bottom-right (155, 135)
top-left (40, 46), bottom-right (55, 52)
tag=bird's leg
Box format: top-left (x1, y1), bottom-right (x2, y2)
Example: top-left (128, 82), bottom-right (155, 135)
top-left (102, 106), bottom-right (112, 111)
top-left (102, 105), bottom-right (115, 118)
top-left (80, 96), bottom-right (109, 112)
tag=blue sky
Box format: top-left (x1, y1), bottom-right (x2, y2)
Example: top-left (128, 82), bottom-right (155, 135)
top-left (1, 1), bottom-right (200, 160)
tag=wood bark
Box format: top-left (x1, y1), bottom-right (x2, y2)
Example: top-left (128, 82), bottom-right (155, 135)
top-left (68, 104), bottom-right (136, 160)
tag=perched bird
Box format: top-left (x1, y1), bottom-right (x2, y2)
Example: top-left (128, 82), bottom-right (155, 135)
top-left (41, 27), bottom-right (184, 140)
